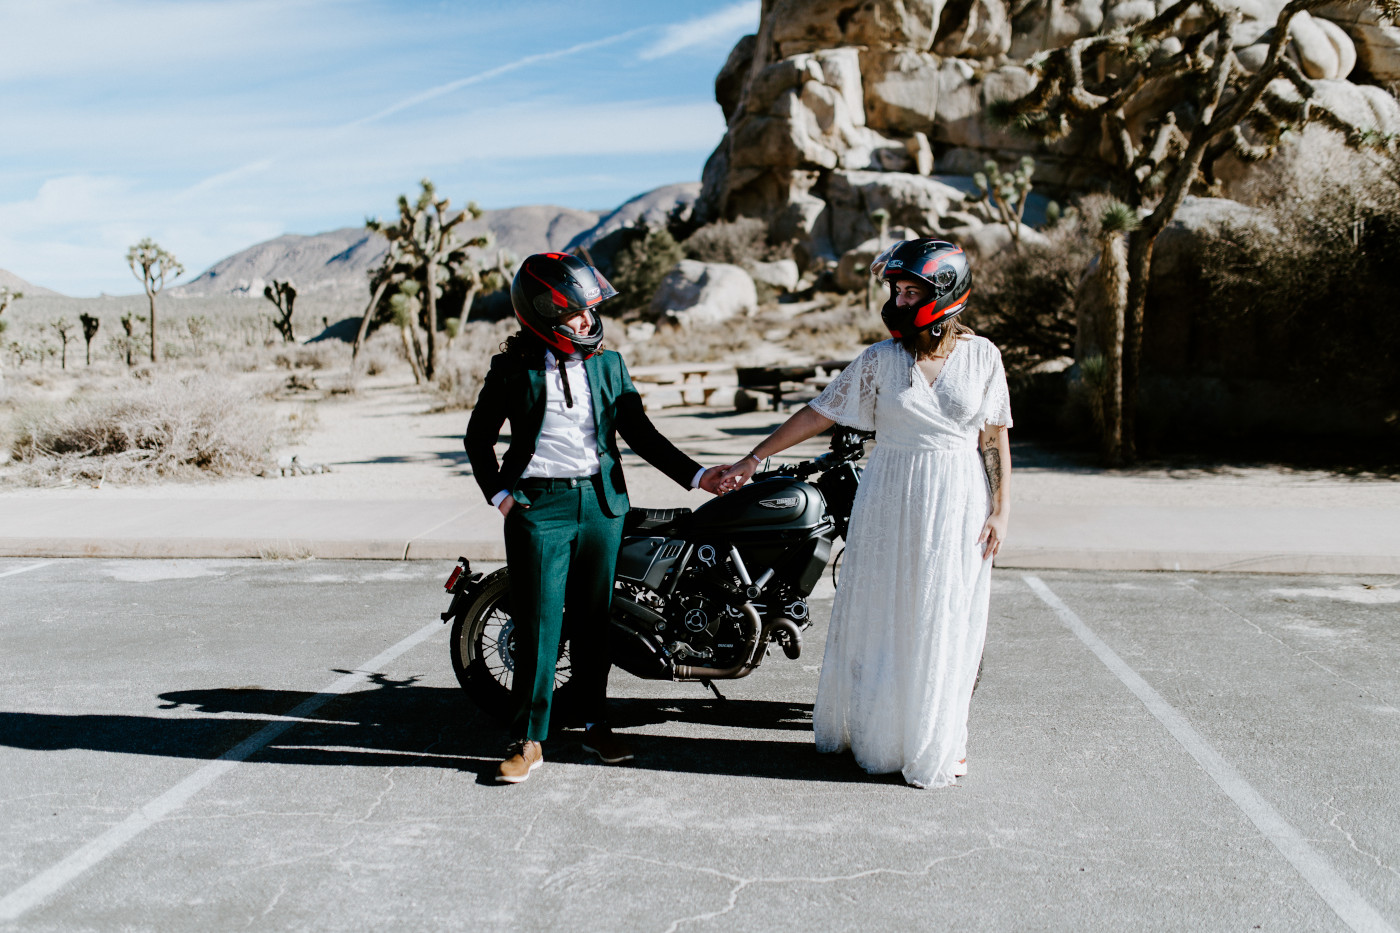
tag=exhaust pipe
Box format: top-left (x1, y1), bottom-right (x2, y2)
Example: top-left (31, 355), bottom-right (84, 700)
top-left (673, 602), bottom-right (762, 681)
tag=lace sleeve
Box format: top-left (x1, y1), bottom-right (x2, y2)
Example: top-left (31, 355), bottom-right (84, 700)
top-left (809, 344), bottom-right (879, 432)
top-left (979, 341), bottom-right (1013, 430)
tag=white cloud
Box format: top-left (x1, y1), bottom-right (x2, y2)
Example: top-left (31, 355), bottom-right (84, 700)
top-left (639, 0), bottom-right (759, 61)
top-left (0, 96), bottom-right (723, 295)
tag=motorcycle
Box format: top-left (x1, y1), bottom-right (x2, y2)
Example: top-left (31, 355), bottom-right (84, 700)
top-left (440, 428), bottom-right (873, 722)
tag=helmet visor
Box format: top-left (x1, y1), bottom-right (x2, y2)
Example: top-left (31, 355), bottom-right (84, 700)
top-left (869, 241), bottom-right (910, 280)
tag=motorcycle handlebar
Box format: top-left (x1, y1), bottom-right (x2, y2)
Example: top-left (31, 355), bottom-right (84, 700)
top-left (752, 429), bottom-right (872, 482)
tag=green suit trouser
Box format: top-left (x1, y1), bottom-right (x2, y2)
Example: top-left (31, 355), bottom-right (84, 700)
top-left (503, 475), bottom-right (624, 741)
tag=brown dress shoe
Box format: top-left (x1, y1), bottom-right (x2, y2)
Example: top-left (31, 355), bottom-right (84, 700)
top-left (496, 740), bottom-right (543, 783)
top-left (581, 726), bottom-right (634, 764)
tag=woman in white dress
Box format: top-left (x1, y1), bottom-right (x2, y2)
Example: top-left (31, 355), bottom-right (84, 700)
top-left (719, 239), bottom-right (1012, 788)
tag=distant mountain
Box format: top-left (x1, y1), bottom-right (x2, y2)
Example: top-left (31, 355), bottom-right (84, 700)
top-left (175, 205), bottom-right (603, 298)
top-left (566, 182), bottom-right (701, 272)
top-left (0, 269), bottom-right (64, 297)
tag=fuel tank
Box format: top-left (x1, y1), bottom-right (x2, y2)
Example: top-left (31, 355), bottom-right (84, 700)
top-left (684, 477), bottom-right (827, 543)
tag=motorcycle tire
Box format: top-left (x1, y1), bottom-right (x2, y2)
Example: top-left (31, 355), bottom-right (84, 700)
top-left (448, 568), bottom-right (581, 725)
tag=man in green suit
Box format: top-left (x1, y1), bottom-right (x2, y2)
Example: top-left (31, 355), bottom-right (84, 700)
top-left (465, 252), bottom-right (727, 783)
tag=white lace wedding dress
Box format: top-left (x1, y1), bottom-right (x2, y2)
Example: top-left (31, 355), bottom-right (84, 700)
top-left (808, 335), bottom-right (1012, 788)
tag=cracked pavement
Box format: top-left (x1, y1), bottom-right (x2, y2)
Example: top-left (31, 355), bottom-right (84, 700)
top-left (1, 559), bottom-right (1397, 931)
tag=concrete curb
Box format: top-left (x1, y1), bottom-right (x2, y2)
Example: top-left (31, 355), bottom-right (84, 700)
top-left (3, 538), bottom-right (1395, 574)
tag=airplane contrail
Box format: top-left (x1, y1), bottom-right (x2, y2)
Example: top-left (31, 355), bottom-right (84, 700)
top-left (180, 26), bottom-right (648, 197)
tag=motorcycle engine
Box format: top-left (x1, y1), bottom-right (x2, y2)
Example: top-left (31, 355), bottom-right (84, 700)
top-left (612, 542), bottom-right (814, 678)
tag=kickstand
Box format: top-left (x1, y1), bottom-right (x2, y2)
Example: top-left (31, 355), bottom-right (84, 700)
top-left (700, 678), bottom-right (727, 702)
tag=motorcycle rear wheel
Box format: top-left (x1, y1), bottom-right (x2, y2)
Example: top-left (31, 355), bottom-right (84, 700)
top-left (449, 568), bottom-right (580, 725)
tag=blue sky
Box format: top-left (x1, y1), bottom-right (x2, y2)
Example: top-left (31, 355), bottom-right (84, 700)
top-left (1, 0), bottom-right (759, 296)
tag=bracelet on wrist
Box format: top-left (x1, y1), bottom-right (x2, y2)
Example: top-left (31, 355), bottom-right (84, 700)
top-left (747, 451), bottom-right (763, 464)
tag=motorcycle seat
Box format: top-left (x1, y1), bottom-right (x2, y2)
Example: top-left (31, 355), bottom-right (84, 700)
top-left (624, 507), bottom-right (691, 534)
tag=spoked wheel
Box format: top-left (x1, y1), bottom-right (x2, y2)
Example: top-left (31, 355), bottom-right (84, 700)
top-left (449, 568), bottom-right (579, 723)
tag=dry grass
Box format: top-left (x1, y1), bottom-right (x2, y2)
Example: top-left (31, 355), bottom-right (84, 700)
top-left (431, 318), bottom-right (518, 410)
top-left (7, 373), bottom-right (275, 485)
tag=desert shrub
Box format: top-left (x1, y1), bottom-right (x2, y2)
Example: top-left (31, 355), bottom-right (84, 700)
top-left (683, 217), bottom-right (769, 266)
top-left (624, 314), bottom-right (771, 367)
top-left (272, 343), bottom-right (344, 371)
top-left (7, 373), bottom-right (274, 484)
top-left (1198, 161), bottom-right (1400, 411)
top-left (431, 318), bottom-right (517, 410)
top-left (965, 200), bottom-right (1103, 376)
top-left (610, 229), bottom-right (685, 314)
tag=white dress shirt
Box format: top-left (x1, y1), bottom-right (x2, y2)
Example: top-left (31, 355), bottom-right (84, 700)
top-left (491, 353), bottom-right (704, 507)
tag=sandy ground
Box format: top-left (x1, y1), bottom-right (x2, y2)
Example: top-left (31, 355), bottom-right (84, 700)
top-left (1, 370), bottom-right (1397, 510)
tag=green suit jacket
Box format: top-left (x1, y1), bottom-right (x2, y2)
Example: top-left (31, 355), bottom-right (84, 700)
top-left (464, 348), bottom-right (702, 518)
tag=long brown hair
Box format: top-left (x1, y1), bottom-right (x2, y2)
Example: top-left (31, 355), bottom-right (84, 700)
top-left (899, 318), bottom-right (973, 360)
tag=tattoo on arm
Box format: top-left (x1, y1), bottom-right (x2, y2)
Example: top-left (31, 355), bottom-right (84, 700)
top-left (981, 434), bottom-right (1003, 502)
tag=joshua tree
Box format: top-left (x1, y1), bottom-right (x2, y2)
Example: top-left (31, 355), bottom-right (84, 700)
top-left (1092, 202), bottom-right (1141, 464)
top-left (456, 244), bottom-right (510, 323)
top-left (352, 238), bottom-right (408, 363)
top-left (995, 0), bottom-right (1400, 461)
top-left (389, 280), bottom-right (427, 384)
top-left (0, 288), bottom-right (16, 385)
top-left (49, 317), bottom-right (74, 370)
top-left (968, 157), bottom-right (1037, 247)
top-left (263, 279), bottom-right (298, 343)
top-left (126, 238), bottom-right (183, 363)
top-left (185, 314), bottom-right (208, 357)
top-left (118, 311), bottom-right (145, 367)
top-left (366, 179), bottom-right (487, 379)
top-left (79, 312), bottom-right (100, 365)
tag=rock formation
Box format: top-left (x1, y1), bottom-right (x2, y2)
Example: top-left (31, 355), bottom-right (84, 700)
top-left (699, 0), bottom-right (1400, 268)
top-left (648, 260), bottom-right (759, 328)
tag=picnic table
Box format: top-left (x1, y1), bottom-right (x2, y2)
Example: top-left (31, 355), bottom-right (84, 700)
top-left (629, 365), bottom-right (727, 409)
top-left (678, 366), bottom-right (720, 406)
top-left (735, 359), bottom-right (853, 411)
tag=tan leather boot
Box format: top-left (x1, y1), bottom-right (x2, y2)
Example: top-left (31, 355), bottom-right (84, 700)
top-left (496, 740), bottom-right (543, 783)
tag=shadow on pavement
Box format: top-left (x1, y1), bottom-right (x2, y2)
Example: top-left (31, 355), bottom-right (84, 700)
top-left (0, 679), bottom-right (891, 785)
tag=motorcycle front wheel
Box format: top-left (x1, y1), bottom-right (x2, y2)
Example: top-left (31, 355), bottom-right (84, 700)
top-left (449, 568), bottom-right (580, 724)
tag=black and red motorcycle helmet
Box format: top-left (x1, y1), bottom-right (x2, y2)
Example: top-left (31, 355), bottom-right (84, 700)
top-left (871, 238), bottom-right (972, 339)
top-left (510, 252), bottom-right (616, 360)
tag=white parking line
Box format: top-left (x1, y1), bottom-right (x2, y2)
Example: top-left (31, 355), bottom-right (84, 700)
top-left (0, 562), bottom-right (50, 579)
top-left (1023, 574), bottom-right (1397, 933)
top-left (0, 618), bottom-right (445, 922)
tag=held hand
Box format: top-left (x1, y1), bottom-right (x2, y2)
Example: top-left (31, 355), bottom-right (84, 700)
top-left (978, 511), bottom-right (1008, 561)
top-left (698, 464), bottom-right (733, 495)
top-left (718, 457), bottom-right (758, 491)
top-left (498, 496), bottom-right (515, 517)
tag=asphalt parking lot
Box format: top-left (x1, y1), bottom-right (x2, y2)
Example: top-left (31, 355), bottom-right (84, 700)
top-left (1, 558), bottom-right (1397, 932)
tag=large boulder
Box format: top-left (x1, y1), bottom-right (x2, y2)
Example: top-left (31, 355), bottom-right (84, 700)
top-left (820, 171), bottom-right (970, 257)
top-left (860, 49), bottom-right (942, 135)
top-left (769, 0), bottom-right (941, 56)
top-left (1010, 0), bottom-right (1103, 59)
top-left (931, 62), bottom-right (1038, 152)
top-left (1215, 78), bottom-right (1400, 204)
top-left (648, 260), bottom-right (759, 328)
top-left (565, 183), bottom-right (700, 273)
top-left (1288, 9), bottom-right (1357, 80)
top-left (1318, 3), bottom-right (1400, 84)
top-left (951, 222), bottom-right (1049, 262)
top-left (746, 258), bottom-right (802, 292)
top-left (933, 0), bottom-right (1013, 57)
